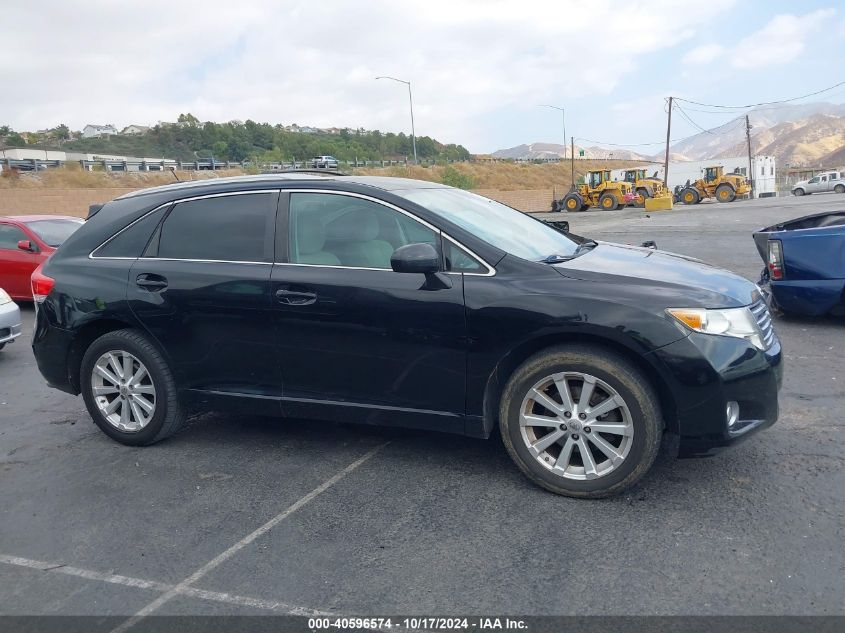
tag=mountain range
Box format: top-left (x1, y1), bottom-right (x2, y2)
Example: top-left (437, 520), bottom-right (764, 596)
top-left (493, 102), bottom-right (845, 167)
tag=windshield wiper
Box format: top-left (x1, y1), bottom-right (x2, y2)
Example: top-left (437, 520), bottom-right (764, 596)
top-left (575, 239), bottom-right (598, 254)
top-left (539, 253), bottom-right (575, 264)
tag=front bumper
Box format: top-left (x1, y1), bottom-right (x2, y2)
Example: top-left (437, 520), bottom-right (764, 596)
top-left (648, 330), bottom-right (783, 457)
top-left (0, 301), bottom-right (22, 345)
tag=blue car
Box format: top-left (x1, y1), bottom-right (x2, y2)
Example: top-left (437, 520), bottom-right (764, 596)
top-left (754, 210), bottom-right (845, 316)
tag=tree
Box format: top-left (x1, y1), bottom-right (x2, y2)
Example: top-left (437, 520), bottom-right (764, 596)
top-left (0, 125), bottom-right (10, 137)
top-left (177, 113), bottom-right (200, 126)
top-left (6, 132), bottom-right (26, 146)
top-left (55, 124), bottom-right (70, 142)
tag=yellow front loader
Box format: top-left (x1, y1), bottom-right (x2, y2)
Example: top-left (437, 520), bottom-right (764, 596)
top-left (622, 169), bottom-right (670, 207)
top-left (556, 170), bottom-right (635, 212)
top-left (678, 166), bottom-right (751, 204)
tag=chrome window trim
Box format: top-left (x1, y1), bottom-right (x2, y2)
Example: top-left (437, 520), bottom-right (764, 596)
top-left (89, 189), bottom-right (280, 262)
top-left (90, 188), bottom-right (496, 276)
top-left (283, 189), bottom-right (496, 276)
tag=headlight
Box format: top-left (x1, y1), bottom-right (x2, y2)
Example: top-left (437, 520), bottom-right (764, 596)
top-left (666, 306), bottom-right (765, 350)
top-left (0, 288), bottom-right (11, 305)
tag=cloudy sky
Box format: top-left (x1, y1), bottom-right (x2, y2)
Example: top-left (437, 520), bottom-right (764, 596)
top-left (3, 0), bottom-right (843, 153)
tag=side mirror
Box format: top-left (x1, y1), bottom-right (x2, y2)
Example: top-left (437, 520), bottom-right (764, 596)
top-left (391, 243), bottom-right (440, 274)
top-left (17, 239), bottom-right (35, 252)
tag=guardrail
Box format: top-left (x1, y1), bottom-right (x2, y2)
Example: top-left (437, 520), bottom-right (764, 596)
top-left (0, 157), bottom-right (473, 173)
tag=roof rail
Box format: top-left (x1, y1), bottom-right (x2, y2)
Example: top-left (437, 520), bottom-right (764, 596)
top-left (262, 169), bottom-right (350, 177)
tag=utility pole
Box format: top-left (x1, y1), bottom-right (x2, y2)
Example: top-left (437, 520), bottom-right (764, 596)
top-left (745, 114), bottom-right (754, 199)
top-left (663, 96), bottom-right (673, 187)
top-left (570, 136), bottom-right (575, 188)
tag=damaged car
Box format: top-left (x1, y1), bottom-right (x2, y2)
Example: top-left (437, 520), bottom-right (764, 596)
top-left (754, 210), bottom-right (845, 317)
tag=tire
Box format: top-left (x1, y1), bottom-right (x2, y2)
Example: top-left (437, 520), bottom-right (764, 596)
top-left (835, 184), bottom-right (845, 194)
top-left (680, 188), bottom-right (699, 205)
top-left (715, 183), bottom-right (735, 203)
top-left (562, 193), bottom-right (583, 213)
top-left (80, 329), bottom-right (186, 446)
top-left (0, 343), bottom-right (5, 351)
top-left (793, 188), bottom-right (805, 197)
top-left (599, 193), bottom-right (618, 210)
top-left (499, 344), bottom-right (663, 498)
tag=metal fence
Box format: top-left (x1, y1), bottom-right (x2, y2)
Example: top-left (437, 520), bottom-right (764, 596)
top-left (0, 156), bottom-right (472, 174)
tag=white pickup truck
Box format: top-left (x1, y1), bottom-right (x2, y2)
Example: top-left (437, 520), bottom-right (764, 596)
top-left (792, 171), bottom-right (845, 196)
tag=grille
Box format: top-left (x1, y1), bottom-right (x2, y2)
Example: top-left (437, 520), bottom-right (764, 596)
top-left (750, 300), bottom-right (776, 349)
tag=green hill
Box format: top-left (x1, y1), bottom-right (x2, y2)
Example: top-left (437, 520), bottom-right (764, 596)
top-left (4, 116), bottom-right (472, 163)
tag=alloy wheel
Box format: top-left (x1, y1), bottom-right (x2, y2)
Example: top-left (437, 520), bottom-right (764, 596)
top-left (91, 350), bottom-right (157, 432)
top-left (519, 371), bottom-right (634, 480)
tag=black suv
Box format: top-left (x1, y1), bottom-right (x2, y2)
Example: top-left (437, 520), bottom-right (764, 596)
top-left (32, 174), bottom-right (783, 497)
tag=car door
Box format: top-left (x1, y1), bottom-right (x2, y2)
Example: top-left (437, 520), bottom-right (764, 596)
top-left (0, 222), bottom-right (40, 299)
top-left (127, 190), bottom-right (283, 406)
top-left (806, 176), bottom-right (821, 193)
top-left (270, 190), bottom-right (468, 431)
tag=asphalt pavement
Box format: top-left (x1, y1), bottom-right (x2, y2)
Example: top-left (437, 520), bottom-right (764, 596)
top-left (0, 193), bottom-right (843, 622)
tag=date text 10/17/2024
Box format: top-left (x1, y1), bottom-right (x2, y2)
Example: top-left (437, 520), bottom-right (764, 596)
top-left (307, 617), bottom-right (528, 630)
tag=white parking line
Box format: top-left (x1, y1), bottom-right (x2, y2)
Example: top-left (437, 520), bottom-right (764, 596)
top-left (0, 553), bottom-right (318, 613)
top-left (111, 441), bottom-right (389, 632)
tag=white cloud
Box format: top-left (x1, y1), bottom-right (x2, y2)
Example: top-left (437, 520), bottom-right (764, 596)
top-left (1, 0), bottom-right (740, 151)
top-left (682, 44), bottom-right (724, 65)
top-left (731, 9), bottom-right (836, 69)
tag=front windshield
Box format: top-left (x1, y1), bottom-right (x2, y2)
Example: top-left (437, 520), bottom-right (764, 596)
top-left (25, 219), bottom-right (83, 247)
top-left (397, 188), bottom-right (578, 261)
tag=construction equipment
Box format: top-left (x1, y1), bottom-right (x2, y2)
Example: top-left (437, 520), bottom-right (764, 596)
top-left (555, 169), bottom-right (635, 212)
top-left (622, 169), bottom-right (669, 207)
top-left (678, 166), bottom-right (751, 205)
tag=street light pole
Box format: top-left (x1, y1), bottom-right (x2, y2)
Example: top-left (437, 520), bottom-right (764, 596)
top-left (376, 76), bottom-right (417, 164)
top-left (538, 104), bottom-right (566, 159)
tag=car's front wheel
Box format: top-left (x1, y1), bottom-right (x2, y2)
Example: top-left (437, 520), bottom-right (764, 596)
top-left (499, 345), bottom-right (663, 498)
top-left (80, 329), bottom-right (186, 446)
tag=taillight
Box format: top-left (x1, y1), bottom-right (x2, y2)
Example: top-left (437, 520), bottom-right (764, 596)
top-left (31, 265), bottom-right (55, 303)
top-left (767, 240), bottom-right (784, 280)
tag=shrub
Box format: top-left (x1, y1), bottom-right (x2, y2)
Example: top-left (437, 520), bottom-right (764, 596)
top-left (441, 166), bottom-right (476, 190)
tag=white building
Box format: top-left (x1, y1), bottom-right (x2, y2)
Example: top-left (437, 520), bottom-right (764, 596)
top-left (611, 155), bottom-right (778, 198)
top-left (82, 124), bottom-right (118, 138)
top-left (121, 124), bottom-right (150, 135)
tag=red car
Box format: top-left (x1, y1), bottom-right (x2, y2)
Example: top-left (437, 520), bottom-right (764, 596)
top-left (0, 215), bottom-right (84, 301)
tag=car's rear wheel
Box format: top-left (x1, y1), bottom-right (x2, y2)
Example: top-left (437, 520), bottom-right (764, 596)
top-left (835, 184), bottom-right (845, 194)
top-left (80, 329), bottom-right (185, 446)
top-left (499, 345), bottom-right (662, 498)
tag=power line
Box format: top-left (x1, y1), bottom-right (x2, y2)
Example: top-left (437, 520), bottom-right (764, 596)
top-left (674, 103), bottom-right (715, 135)
top-left (575, 111), bottom-right (745, 150)
top-left (674, 79), bottom-right (845, 109)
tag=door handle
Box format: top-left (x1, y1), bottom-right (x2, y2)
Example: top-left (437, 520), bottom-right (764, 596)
top-left (136, 273), bottom-right (168, 291)
top-left (275, 288), bottom-right (317, 305)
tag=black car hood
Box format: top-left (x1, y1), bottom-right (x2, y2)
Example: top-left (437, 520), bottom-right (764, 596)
top-left (553, 242), bottom-right (759, 308)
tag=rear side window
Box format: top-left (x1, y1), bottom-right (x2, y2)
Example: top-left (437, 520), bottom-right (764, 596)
top-left (155, 193), bottom-right (276, 262)
top-left (94, 207), bottom-right (167, 258)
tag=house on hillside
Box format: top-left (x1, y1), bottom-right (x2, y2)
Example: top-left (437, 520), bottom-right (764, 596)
top-left (82, 124), bottom-right (118, 138)
top-left (121, 124), bottom-right (150, 135)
